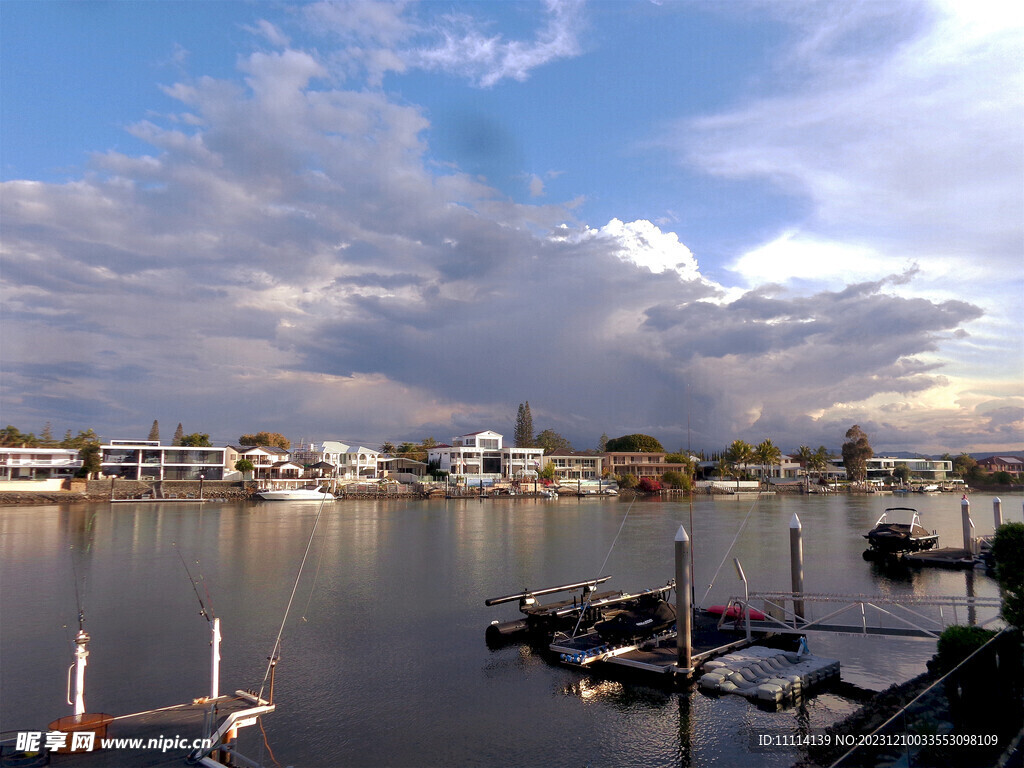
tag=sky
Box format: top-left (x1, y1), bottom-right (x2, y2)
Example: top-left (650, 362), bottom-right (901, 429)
top-left (1, 0), bottom-right (1022, 456)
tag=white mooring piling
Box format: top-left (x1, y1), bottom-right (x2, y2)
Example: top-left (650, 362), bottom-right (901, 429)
top-left (675, 525), bottom-right (692, 672)
top-left (72, 629), bottom-right (89, 716)
top-left (961, 496), bottom-right (974, 554)
top-left (993, 497), bottom-right (1003, 530)
top-left (790, 514), bottom-right (804, 622)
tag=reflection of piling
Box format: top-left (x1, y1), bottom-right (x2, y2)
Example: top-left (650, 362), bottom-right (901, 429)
top-left (790, 513), bottom-right (804, 622)
top-left (994, 497), bottom-right (1003, 529)
top-left (675, 526), bottom-right (692, 672)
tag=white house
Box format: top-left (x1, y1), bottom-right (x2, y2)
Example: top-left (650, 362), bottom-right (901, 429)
top-left (291, 441), bottom-right (380, 480)
top-left (0, 447), bottom-right (82, 490)
top-left (428, 430), bottom-right (544, 480)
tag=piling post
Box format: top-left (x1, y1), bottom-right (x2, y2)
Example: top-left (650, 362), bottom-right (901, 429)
top-left (675, 526), bottom-right (692, 672)
top-left (73, 629), bottom-right (90, 716)
top-left (961, 496), bottom-right (973, 553)
top-left (790, 513), bottom-right (805, 624)
top-left (210, 617), bottom-right (221, 700)
top-left (993, 497), bottom-right (1003, 530)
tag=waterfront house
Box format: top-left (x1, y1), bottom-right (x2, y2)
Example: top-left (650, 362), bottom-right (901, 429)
top-left (428, 431), bottom-right (544, 480)
top-left (543, 452), bottom-right (603, 481)
top-left (291, 441), bottom-right (380, 480)
top-left (228, 445), bottom-right (299, 482)
top-left (977, 456), bottom-right (1024, 475)
top-left (865, 456), bottom-right (953, 482)
top-left (603, 451), bottom-right (694, 481)
top-left (100, 439), bottom-right (225, 480)
top-left (0, 447), bottom-right (82, 490)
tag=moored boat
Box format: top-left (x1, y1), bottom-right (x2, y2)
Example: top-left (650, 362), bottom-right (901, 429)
top-left (863, 507), bottom-right (938, 558)
top-left (258, 486), bottom-right (334, 501)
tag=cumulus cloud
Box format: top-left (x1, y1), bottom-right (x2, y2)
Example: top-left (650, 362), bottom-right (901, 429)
top-left (0, 3), bottom-right (1016, 454)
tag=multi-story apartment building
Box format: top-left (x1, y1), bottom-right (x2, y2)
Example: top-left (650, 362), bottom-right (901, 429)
top-left (543, 452), bottom-right (603, 481)
top-left (604, 451), bottom-right (692, 480)
top-left (865, 456), bottom-right (952, 481)
top-left (428, 430), bottom-right (544, 479)
top-left (101, 440), bottom-right (226, 480)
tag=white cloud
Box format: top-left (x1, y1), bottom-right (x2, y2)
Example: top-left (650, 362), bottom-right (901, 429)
top-left (1, 2), bottom-right (1017, 455)
top-left (577, 218), bottom-right (704, 282)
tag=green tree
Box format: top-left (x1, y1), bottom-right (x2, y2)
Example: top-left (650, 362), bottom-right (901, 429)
top-left (148, 420), bottom-right (160, 441)
top-left (810, 446), bottom-right (832, 483)
top-left (62, 429), bottom-right (99, 449)
top-left (77, 442), bottom-right (102, 479)
top-left (841, 425), bottom-right (873, 484)
top-left (617, 473), bottom-right (639, 489)
top-left (514, 402), bottom-right (534, 447)
top-left (722, 439), bottom-right (755, 480)
top-left (40, 422), bottom-right (55, 446)
top-left (538, 462), bottom-right (557, 481)
top-left (605, 434), bottom-right (665, 453)
top-left (892, 463), bottom-right (911, 484)
top-left (379, 441), bottom-right (396, 455)
top-left (180, 433), bottom-right (212, 447)
top-left (991, 522), bottom-right (1024, 627)
top-left (239, 431), bottom-right (290, 449)
top-left (234, 458), bottom-right (255, 480)
top-left (754, 439), bottom-right (782, 483)
top-left (536, 429), bottom-right (572, 455)
top-left (953, 453), bottom-right (977, 479)
top-left (0, 425), bottom-right (36, 447)
top-left (598, 433), bottom-right (609, 452)
top-left (662, 470), bottom-right (692, 491)
top-left (172, 423), bottom-right (184, 446)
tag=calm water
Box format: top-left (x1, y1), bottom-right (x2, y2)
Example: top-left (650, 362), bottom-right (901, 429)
top-left (1, 493), bottom-right (1017, 767)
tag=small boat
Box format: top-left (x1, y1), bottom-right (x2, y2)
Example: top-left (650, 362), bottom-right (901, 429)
top-left (863, 507), bottom-right (938, 558)
top-left (258, 486), bottom-right (335, 501)
top-left (593, 598), bottom-right (677, 643)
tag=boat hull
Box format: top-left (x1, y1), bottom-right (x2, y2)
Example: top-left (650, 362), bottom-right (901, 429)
top-left (258, 489), bottom-right (334, 501)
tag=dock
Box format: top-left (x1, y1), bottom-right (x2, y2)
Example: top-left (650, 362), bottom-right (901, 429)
top-left (905, 547), bottom-right (980, 568)
top-left (548, 610), bottom-right (770, 683)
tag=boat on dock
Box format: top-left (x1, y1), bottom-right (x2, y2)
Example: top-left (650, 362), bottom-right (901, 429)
top-left (484, 577), bottom-right (674, 645)
top-left (862, 507), bottom-right (938, 559)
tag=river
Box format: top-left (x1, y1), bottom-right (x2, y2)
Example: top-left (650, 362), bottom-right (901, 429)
top-left (1, 492), bottom-right (1017, 767)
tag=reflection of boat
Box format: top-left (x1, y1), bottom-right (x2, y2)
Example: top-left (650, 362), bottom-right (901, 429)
top-left (258, 487), bottom-right (334, 501)
top-left (863, 507), bottom-right (938, 558)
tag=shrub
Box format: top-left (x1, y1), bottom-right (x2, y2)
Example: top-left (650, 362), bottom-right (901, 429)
top-left (932, 625), bottom-right (997, 673)
top-left (637, 477), bottom-right (662, 493)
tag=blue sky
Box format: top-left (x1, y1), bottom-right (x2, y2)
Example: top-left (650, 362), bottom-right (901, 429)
top-left (1, 0), bottom-right (1021, 454)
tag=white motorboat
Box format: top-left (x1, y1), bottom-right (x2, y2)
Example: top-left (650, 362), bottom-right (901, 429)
top-left (258, 487), bottom-right (335, 501)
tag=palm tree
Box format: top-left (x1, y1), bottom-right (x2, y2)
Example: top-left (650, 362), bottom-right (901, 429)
top-left (810, 446), bottom-right (831, 486)
top-left (754, 439), bottom-right (782, 487)
top-left (795, 445), bottom-right (814, 490)
top-left (723, 440), bottom-right (755, 490)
